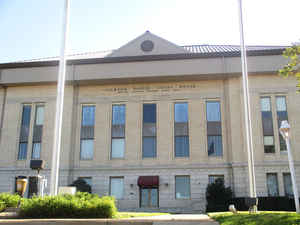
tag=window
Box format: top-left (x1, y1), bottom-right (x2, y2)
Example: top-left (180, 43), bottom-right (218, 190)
top-left (267, 173), bottom-right (279, 196)
top-left (208, 175), bottom-right (224, 184)
top-left (206, 101), bottom-right (222, 156)
top-left (31, 105), bottom-right (44, 159)
top-left (283, 173), bottom-right (293, 197)
top-left (276, 96), bottom-right (288, 151)
top-left (80, 105), bottom-right (95, 160)
top-left (110, 177), bottom-right (124, 199)
top-left (111, 105), bottom-right (126, 158)
top-left (142, 104), bottom-right (157, 158)
top-left (175, 176), bottom-right (190, 199)
top-left (18, 105), bottom-right (32, 160)
top-left (261, 97), bottom-right (275, 153)
top-left (174, 103), bottom-right (189, 157)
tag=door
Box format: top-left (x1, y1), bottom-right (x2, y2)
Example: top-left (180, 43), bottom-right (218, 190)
top-left (140, 188), bottom-right (158, 208)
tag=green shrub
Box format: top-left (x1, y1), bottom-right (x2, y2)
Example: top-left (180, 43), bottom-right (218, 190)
top-left (0, 201), bottom-right (6, 212)
top-left (206, 179), bottom-right (233, 212)
top-left (19, 192), bottom-right (117, 218)
top-left (0, 193), bottom-right (21, 208)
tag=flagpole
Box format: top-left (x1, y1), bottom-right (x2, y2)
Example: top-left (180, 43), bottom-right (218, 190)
top-left (50, 0), bottom-right (70, 196)
top-left (237, 0), bottom-right (257, 201)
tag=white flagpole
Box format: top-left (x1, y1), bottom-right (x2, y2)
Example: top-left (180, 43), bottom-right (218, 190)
top-left (50, 0), bottom-right (70, 196)
top-left (237, 0), bottom-right (257, 200)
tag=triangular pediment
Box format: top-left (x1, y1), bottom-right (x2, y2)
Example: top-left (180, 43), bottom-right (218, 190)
top-left (107, 31), bottom-right (188, 57)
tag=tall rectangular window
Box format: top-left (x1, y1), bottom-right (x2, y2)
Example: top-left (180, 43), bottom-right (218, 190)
top-left (31, 105), bottom-right (44, 159)
top-left (80, 105), bottom-right (95, 160)
top-left (110, 177), bottom-right (124, 199)
top-left (283, 173), bottom-right (293, 197)
top-left (142, 104), bottom-right (157, 158)
top-left (175, 176), bottom-right (190, 199)
top-left (261, 97), bottom-right (275, 153)
top-left (206, 101), bottom-right (222, 156)
top-left (276, 96), bottom-right (288, 151)
top-left (18, 105), bottom-right (32, 160)
top-left (174, 103), bottom-right (189, 157)
top-left (267, 173), bottom-right (279, 196)
top-left (111, 105), bottom-right (125, 158)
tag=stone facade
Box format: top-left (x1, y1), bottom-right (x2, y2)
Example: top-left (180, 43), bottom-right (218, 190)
top-left (0, 32), bottom-right (299, 212)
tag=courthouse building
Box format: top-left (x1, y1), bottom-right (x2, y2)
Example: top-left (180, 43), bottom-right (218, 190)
top-left (0, 31), bottom-right (299, 212)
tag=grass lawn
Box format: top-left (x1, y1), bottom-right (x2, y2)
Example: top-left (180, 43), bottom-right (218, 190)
top-left (114, 212), bottom-right (170, 219)
top-left (209, 211), bottom-right (300, 225)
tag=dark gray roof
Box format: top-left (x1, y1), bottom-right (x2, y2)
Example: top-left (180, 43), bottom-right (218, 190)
top-left (0, 44), bottom-right (288, 69)
top-left (183, 44), bottom-right (288, 54)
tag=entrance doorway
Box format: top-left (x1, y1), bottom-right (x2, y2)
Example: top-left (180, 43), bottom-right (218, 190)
top-left (140, 188), bottom-right (158, 208)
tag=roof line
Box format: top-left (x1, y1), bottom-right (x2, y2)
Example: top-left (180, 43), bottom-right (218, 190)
top-left (0, 48), bottom-right (285, 69)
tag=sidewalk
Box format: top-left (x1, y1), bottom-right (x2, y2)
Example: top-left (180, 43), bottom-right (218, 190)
top-left (0, 213), bottom-right (219, 225)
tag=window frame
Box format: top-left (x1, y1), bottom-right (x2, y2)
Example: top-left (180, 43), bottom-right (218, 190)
top-left (80, 104), bottom-right (95, 160)
top-left (174, 102), bottom-right (190, 158)
top-left (111, 104), bottom-right (126, 159)
top-left (142, 103), bottom-right (157, 158)
top-left (175, 175), bottom-right (191, 200)
top-left (109, 176), bottom-right (124, 200)
top-left (31, 104), bottom-right (45, 159)
top-left (266, 173), bottom-right (279, 197)
top-left (17, 104), bottom-right (32, 160)
top-left (206, 100), bottom-right (223, 157)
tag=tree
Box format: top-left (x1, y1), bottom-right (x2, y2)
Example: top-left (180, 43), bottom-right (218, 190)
top-left (206, 178), bottom-right (233, 212)
top-left (279, 44), bottom-right (300, 91)
top-left (69, 179), bottom-right (92, 193)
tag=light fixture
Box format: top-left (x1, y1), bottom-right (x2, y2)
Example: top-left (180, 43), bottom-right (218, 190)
top-left (279, 120), bottom-right (290, 139)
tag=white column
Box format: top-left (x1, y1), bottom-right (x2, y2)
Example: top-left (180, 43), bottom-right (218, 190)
top-left (237, 0), bottom-right (257, 199)
top-left (50, 0), bottom-right (70, 196)
top-left (286, 139), bottom-right (300, 213)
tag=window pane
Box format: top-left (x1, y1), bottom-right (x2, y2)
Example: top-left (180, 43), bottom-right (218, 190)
top-left (32, 143), bottom-right (41, 159)
top-left (112, 105), bottom-right (125, 125)
top-left (143, 104), bottom-right (156, 123)
top-left (35, 106), bottom-right (44, 125)
top-left (208, 136), bottom-right (223, 156)
top-left (151, 189), bottom-right (158, 207)
top-left (111, 138), bottom-right (125, 158)
top-left (80, 139), bottom-right (94, 160)
top-left (261, 97), bottom-right (271, 111)
top-left (174, 103), bottom-right (188, 122)
top-left (18, 143), bottom-right (27, 160)
top-left (276, 96), bottom-right (287, 111)
top-left (175, 136), bottom-right (189, 157)
top-left (140, 188), bottom-right (148, 207)
top-left (175, 176), bottom-right (190, 199)
top-left (264, 136), bottom-right (274, 146)
top-left (283, 173), bottom-right (293, 197)
top-left (82, 106), bottom-right (95, 126)
top-left (21, 105), bottom-right (31, 126)
top-left (143, 137), bottom-right (156, 158)
top-left (267, 173), bottom-right (279, 196)
top-left (110, 178), bottom-right (124, 199)
top-left (206, 102), bottom-right (221, 122)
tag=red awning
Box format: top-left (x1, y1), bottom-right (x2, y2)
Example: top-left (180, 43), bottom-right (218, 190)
top-left (138, 176), bottom-right (159, 187)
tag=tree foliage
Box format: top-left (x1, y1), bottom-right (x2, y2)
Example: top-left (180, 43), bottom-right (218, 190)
top-left (206, 178), bottom-right (233, 212)
top-left (69, 179), bottom-right (92, 193)
top-left (279, 45), bottom-right (300, 91)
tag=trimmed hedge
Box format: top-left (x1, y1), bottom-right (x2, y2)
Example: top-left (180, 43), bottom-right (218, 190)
top-left (19, 192), bottom-right (117, 218)
top-left (0, 201), bottom-right (5, 212)
top-left (207, 197), bottom-right (300, 212)
top-left (0, 193), bottom-right (21, 208)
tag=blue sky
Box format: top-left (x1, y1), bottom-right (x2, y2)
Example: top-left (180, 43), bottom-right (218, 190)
top-left (1, 0), bottom-right (299, 63)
